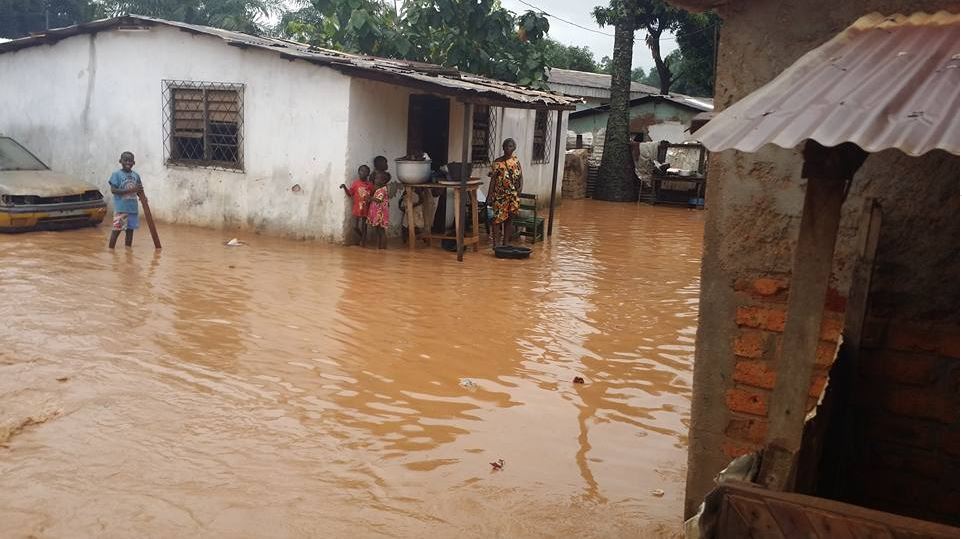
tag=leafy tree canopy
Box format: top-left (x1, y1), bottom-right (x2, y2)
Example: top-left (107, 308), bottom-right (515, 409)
top-left (541, 38), bottom-right (601, 73)
top-left (281, 0), bottom-right (552, 87)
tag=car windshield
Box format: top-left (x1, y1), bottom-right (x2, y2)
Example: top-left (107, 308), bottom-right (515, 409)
top-left (0, 137), bottom-right (48, 171)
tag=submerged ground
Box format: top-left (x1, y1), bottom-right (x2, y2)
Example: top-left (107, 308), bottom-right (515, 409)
top-left (0, 200), bottom-right (704, 538)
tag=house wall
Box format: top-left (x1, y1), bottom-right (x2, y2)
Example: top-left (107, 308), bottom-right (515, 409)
top-left (0, 25), bottom-right (352, 241)
top-left (685, 0), bottom-right (960, 524)
top-left (568, 101), bottom-right (700, 144)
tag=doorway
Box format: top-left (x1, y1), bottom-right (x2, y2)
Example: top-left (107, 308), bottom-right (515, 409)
top-left (406, 95), bottom-right (449, 169)
top-left (407, 95), bottom-right (450, 232)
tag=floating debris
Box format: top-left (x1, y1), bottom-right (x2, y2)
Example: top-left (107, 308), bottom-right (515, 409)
top-left (459, 378), bottom-right (478, 391)
top-left (650, 489), bottom-right (665, 497)
top-left (573, 376), bottom-right (585, 384)
top-left (490, 459), bottom-right (504, 471)
top-left (225, 238), bottom-right (247, 247)
top-left (55, 377), bottom-right (68, 383)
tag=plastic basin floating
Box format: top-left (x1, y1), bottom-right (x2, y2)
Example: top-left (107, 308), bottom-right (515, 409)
top-left (494, 245), bottom-right (531, 259)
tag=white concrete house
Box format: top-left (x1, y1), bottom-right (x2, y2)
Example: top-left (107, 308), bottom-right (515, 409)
top-left (0, 16), bottom-right (575, 242)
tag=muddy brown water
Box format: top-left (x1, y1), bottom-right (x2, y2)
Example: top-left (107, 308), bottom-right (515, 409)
top-left (0, 200), bottom-right (703, 538)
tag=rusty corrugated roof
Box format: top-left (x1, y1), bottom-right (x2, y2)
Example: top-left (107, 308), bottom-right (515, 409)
top-left (696, 11), bottom-right (960, 157)
top-left (0, 16), bottom-right (579, 110)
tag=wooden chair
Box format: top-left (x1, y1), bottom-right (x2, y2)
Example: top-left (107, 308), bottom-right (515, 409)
top-left (512, 193), bottom-right (544, 242)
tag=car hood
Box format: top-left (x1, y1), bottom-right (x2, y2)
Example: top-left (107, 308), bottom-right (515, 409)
top-left (0, 169), bottom-right (101, 196)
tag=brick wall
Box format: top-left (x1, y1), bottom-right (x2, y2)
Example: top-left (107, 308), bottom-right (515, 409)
top-left (845, 319), bottom-right (960, 524)
top-left (718, 275), bottom-right (846, 459)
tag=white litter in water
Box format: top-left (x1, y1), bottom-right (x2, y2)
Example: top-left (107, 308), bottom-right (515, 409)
top-left (650, 489), bottom-right (665, 497)
top-left (459, 378), bottom-right (478, 391)
top-left (226, 238), bottom-right (246, 246)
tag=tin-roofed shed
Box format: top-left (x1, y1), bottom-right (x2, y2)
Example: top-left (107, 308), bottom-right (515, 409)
top-left (0, 16), bottom-right (577, 246)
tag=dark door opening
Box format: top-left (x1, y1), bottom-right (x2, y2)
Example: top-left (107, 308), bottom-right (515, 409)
top-left (407, 95), bottom-right (449, 170)
top-left (406, 95), bottom-right (450, 233)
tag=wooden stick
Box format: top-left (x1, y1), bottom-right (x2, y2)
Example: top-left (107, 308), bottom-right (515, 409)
top-left (137, 189), bottom-right (162, 249)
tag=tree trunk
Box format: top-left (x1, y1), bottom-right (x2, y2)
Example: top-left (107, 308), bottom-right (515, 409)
top-left (650, 31), bottom-right (671, 95)
top-left (594, 15), bottom-right (636, 203)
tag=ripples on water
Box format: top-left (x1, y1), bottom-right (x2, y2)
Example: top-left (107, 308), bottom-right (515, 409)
top-left (0, 200), bottom-right (703, 538)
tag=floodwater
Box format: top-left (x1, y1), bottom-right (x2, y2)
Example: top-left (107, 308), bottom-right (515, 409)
top-left (0, 200), bottom-right (704, 538)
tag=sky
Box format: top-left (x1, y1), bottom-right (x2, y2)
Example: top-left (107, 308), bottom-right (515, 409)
top-left (498, 0), bottom-right (679, 73)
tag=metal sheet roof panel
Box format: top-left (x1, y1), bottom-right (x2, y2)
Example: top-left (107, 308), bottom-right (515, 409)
top-left (0, 16), bottom-right (579, 110)
top-left (696, 11), bottom-right (960, 157)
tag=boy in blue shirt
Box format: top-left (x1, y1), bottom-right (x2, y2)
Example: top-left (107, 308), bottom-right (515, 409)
top-left (107, 151), bottom-right (143, 249)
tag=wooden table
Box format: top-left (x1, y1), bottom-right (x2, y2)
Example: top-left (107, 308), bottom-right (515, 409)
top-left (403, 181), bottom-right (481, 252)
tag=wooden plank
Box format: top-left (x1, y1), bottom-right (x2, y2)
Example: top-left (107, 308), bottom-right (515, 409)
top-left (766, 498), bottom-right (819, 537)
top-left (457, 103), bottom-right (472, 261)
top-left (728, 494), bottom-right (785, 536)
top-left (547, 109), bottom-right (563, 236)
top-left (843, 199), bottom-right (883, 358)
top-left (711, 482), bottom-right (957, 539)
top-left (405, 185), bottom-right (416, 250)
top-left (760, 143), bottom-right (857, 490)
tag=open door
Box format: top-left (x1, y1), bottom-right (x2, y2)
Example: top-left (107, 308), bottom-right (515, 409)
top-left (406, 95), bottom-right (450, 232)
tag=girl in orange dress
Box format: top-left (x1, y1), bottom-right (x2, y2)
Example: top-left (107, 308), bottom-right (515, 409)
top-left (487, 138), bottom-right (523, 247)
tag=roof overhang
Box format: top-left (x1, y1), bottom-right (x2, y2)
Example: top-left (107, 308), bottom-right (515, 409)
top-left (695, 11), bottom-right (960, 157)
top-left (0, 16), bottom-right (579, 111)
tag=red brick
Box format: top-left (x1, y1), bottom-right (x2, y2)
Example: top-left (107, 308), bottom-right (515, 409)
top-left (824, 286), bottom-right (847, 313)
top-left (869, 442), bottom-right (943, 479)
top-left (726, 387), bottom-right (769, 417)
top-left (938, 333), bottom-right (959, 358)
top-left (809, 374), bottom-right (828, 398)
top-left (815, 340), bottom-right (839, 367)
top-left (883, 387), bottom-right (951, 422)
top-left (819, 315), bottom-right (844, 342)
top-left (863, 415), bottom-right (937, 449)
top-left (736, 306), bottom-right (786, 332)
top-left (887, 324), bottom-right (943, 353)
top-left (725, 416), bottom-right (768, 444)
top-left (860, 350), bottom-right (942, 385)
top-left (733, 360), bottom-right (776, 389)
top-left (752, 277), bottom-right (788, 297)
top-left (721, 439), bottom-right (756, 459)
top-left (733, 330), bottom-right (768, 359)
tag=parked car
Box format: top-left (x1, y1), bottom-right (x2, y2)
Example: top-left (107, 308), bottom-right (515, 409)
top-left (0, 136), bottom-right (106, 232)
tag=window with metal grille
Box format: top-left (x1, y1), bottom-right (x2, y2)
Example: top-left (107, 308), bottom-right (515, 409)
top-left (471, 105), bottom-right (492, 164)
top-left (162, 80), bottom-right (244, 170)
top-left (532, 109), bottom-right (550, 164)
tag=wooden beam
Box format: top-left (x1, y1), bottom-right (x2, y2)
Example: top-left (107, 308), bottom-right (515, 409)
top-left (457, 102), bottom-right (473, 261)
top-left (547, 109), bottom-right (564, 236)
top-left (759, 141), bottom-right (867, 491)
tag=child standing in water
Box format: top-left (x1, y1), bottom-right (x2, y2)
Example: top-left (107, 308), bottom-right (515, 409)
top-left (367, 171), bottom-right (390, 249)
top-left (107, 151), bottom-right (142, 249)
top-left (340, 165), bottom-right (373, 246)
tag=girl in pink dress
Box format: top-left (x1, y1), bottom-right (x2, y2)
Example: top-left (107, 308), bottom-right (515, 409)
top-left (367, 171), bottom-right (390, 249)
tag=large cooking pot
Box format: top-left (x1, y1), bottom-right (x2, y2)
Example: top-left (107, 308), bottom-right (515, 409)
top-left (395, 159), bottom-right (432, 184)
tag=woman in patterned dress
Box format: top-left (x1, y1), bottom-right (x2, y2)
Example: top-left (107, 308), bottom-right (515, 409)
top-left (487, 138), bottom-right (523, 247)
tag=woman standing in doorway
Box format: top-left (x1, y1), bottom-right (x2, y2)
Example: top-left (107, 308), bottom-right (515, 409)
top-left (487, 138), bottom-right (523, 247)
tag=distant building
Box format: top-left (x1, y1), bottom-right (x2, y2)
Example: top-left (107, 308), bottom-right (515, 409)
top-left (546, 68), bottom-right (661, 111)
top-left (568, 94), bottom-right (713, 144)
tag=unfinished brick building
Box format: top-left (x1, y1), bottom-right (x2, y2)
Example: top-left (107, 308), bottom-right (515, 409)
top-left (676, 0), bottom-right (960, 533)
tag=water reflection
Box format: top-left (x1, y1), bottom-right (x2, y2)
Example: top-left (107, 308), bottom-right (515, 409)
top-left (0, 200), bottom-right (703, 537)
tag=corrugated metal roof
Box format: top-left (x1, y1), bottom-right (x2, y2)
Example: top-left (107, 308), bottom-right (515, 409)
top-left (547, 67), bottom-right (661, 95)
top-left (0, 16), bottom-right (579, 110)
top-left (697, 11), bottom-right (960, 157)
top-left (569, 93), bottom-right (713, 119)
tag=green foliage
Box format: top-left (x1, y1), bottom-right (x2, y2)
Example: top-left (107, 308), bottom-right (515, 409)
top-left (100, 0), bottom-right (281, 33)
top-left (669, 11), bottom-right (718, 96)
top-left (541, 38), bottom-right (600, 73)
top-left (631, 65), bottom-right (659, 87)
top-left (280, 0), bottom-right (552, 87)
top-left (0, 0), bottom-right (98, 38)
